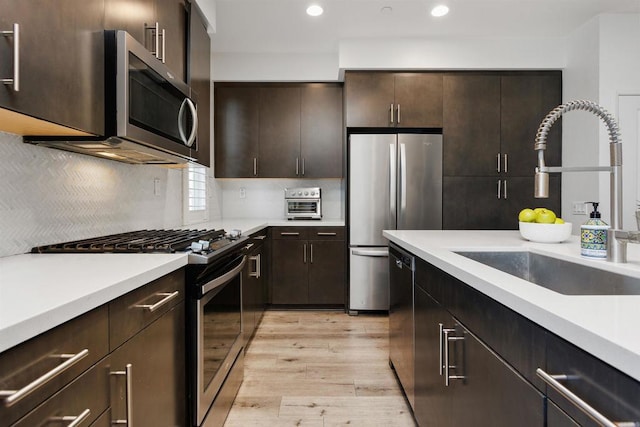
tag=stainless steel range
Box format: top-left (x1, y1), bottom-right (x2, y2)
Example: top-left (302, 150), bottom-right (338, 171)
top-left (32, 228), bottom-right (249, 427)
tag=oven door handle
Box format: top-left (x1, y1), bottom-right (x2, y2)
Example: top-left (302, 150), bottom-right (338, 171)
top-left (201, 255), bottom-right (246, 294)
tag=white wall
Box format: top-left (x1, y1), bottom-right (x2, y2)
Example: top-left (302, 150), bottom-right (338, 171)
top-left (0, 132), bottom-right (185, 257)
top-left (218, 178), bottom-right (343, 220)
top-left (562, 14), bottom-right (640, 232)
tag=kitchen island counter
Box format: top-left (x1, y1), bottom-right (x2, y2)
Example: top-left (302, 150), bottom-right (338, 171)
top-left (383, 229), bottom-right (640, 382)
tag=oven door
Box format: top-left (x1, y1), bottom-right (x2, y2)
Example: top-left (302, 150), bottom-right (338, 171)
top-left (193, 254), bottom-right (245, 426)
top-left (285, 198), bottom-right (322, 219)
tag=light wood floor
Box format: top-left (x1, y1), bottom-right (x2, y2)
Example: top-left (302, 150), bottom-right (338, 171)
top-left (224, 310), bottom-right (416, 427)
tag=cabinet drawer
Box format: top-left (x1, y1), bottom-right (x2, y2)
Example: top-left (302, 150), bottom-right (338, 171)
top-left (12, 356), bottom-right (111, 427)
top-left (308, 227), bottom-right (344, 240)
top-left (544, 333), bottom-right (640, 427)
top-left (0, 306), bottom-right (108, 426)
top-left (109, 269), bottom-right (185, 351)
top-left (271, 227), bottom-right (308, 240)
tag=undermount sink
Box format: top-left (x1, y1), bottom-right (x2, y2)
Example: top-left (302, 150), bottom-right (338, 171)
top-left (456, 251), bottom-right (640, 295)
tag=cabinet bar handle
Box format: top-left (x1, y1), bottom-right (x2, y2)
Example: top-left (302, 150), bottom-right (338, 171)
top-left (249, 254), bottom-right (260, 278)
top-left (443, 328), bottom-right (464, 386)
top-left (397, 104), bottom-right (401, 124)
top-left (438, 323), bottom-right (444, 376)
top-left (244, 243), bottom-right (255, 250)
top-left (161, 28), bottom-right (166, 63)
top-left (50, 408), bottom-right (91, 427)
top-left (497, 179), bottom-right (501, 199)
top-left (303, 243), bottom-right (307, 263)
top-left (316, 232), bottom-right (337, 236)
top-left (310, 243), bottom-right (313, 264)
top-left (504, 153), bottom-right (508, 173)
top-left (253, 235), bottom-right (267, 240)
top-left (302, 158), bottom-right (305, 176)
top-left (111, 364), bottom-right (133, 427)
top-left (145, 22), bottom-right (160, 58)
top-left (536, 368), bottom-right (637, 427)
top-left (503, 179), bottom-right (508, 199)
top-left (497, 153), bottom-right (501, 173)
top-left (1, 23), bottom-right (19, 91)
top-left (0, 348), bottom-right (89, 407)
top-left (134, 291), bottom-right (179, 312)
top-left (280, 232), bottom-right (300, 236)
top-left (296, 158), bottom-right (299, 176)
top-left (253, 158), bottom-right (257, 176)
top-left (390, 103), bottom-right (394, 124)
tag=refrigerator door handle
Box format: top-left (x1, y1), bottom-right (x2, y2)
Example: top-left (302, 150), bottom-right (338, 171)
top-left (351, 249), bottom-right (390, 257)
top-left (389, 143), bottom-right (397, 228)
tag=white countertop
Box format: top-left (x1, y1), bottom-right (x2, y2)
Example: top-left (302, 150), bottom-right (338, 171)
top-left (383, 230), bottom-right (640, 382)
top-left (0, 218), bottom-right (344, 353)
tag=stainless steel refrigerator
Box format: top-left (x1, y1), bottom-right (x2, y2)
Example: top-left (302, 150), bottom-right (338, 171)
top-left (348, 133), bottom-right (443, 312)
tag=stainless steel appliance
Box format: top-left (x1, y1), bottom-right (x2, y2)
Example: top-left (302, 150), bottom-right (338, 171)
top-left (348, 133), bottom-right (442, 312)
top-left (26, 30), bottom-right (199, 165)
top-left (32, 229), bottom-right (248, 427)
top-left (285, 187), bottom-right (322, 220)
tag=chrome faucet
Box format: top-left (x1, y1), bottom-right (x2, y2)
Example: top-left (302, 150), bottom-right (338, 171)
top-left (534, 99), bottom-right (640, 263)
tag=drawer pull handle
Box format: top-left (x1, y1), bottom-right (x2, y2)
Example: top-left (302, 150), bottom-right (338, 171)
top-left (253, 235), bottom-right (267, 240)
top-left (249, 254), bottom-right (261, 278)
top-left (536, 368), bottom-right (638, 427)
top-left (134, 291), bottom-right (179, 312)
top-left (0, 348), bottom-right (89, 407)
top-left (0, 23), bottom-right (19, 91)
top-left (280, 232), bottom-right (300, 236)
top-left (50, 408), bottom-right (91, 427)
top-left (316, 232), bottom-right (337, 236)
top-left (111, 364), bottom-right (133, 426)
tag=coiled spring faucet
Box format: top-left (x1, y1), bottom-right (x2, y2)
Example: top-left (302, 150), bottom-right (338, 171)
top-left (534, 99), bottom-right (639, 263)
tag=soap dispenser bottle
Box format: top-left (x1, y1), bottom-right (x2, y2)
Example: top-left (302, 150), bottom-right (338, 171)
top-left (581, 202), bottom-right (609, 259)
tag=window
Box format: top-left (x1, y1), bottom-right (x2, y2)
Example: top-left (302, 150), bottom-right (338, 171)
top-left (183, 163), bottom-right (209, 224)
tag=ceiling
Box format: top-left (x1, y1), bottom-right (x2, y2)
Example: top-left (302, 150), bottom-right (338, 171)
top-left (199, 0), bottom-right (640, 54)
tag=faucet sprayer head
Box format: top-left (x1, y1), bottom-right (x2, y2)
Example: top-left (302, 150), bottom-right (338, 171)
top-left (534, 169), bottom-right (549, 198)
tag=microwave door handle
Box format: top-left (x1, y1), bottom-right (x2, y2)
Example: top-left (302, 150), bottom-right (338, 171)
top-left (178, 98), bottom-right (198, 147)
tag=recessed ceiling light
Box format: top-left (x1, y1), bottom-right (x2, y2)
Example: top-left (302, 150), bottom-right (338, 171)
top-left (307, 4), bottom-right (323, 16)
top-left (431, 5), bottom-right (449, 17)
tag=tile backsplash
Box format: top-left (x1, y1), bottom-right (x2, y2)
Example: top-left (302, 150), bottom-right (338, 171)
top-left (0, 132), bottom-right (184, 257)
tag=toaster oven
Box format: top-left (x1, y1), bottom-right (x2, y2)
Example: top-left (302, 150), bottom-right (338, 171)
top-left (285, 187), bottom-right (322, 220)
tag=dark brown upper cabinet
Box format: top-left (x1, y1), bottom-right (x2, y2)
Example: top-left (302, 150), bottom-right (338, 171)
top-left (105, 0), bottom-right (187, 82)
top-left (0, 0), bottom-right (105, 136)
top-left (214, 83), bottom-right (344, 178)
top-left (187, 2), bottom-right (211, 167)
top-left (345, 72), bottom-right (443, 128)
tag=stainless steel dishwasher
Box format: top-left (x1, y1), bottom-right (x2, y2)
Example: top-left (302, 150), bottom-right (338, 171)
top-left (388, 242), bottom-right (416, 409)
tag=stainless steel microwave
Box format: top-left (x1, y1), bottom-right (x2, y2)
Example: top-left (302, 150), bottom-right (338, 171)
top-left (26, 30), bottom-right (198, 165)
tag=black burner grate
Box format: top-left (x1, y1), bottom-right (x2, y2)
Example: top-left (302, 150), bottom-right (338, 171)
top-left (31, 229), bottom-right (226, 254)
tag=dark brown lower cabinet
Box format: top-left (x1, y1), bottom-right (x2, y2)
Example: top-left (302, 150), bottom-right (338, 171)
top-left (243, 233), bottom-right (269, 346)
top-left (547, 401), bottom-right (580, 427)
top-left (109, 302), bottom-right (186, 426)
top-left (271, 227), bottom-right (345, 306)
top-left (414, 286), bottom-right (544, 427)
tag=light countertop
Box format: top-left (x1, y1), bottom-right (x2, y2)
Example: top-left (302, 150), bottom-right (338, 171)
top-left (383, 230), bottom-right (640, 382)
top-left (0, 218), bottom-right (344, 353)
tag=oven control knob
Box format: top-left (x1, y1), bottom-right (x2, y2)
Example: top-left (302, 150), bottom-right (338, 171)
top-left (310, 191), bottom-right (315, 196)
top-left (304, 191), bottom-right (309, 196)
top-left (297, 191), bottom-right (302, 196)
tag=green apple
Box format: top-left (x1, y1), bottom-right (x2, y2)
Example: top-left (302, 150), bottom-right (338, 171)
top-left (536, 209), bottom-right (557, 224)
top-left (554, 218), bottom-right (565, 224)
top-left (518, 208), bottom-right (537, 222)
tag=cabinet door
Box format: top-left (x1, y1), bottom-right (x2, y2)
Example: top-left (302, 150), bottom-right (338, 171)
top-left (301, 84), bottom-right (343, 178)
top-left (308, 240), bottom-right (345, 305)
top-left (214, 86), bottom-right (260, 177)
top-left (188, 3), bottom-right (211, 167)
top-left (443, 177), bottom-right (503, 230)
top-left (452, 324), bottom-right (545, 427)
top-left (443, 74), bottom-right (501, 176)
top-left (344, 72), bottom-right (394, 127)
top-left (104, 0), bottom-right (156, 48)
top-left (414, 287), bottom-right (455, 427)
top-left (394, 73), bottom-right (443, 128)
top-left (243, 244), bottom-right (263, 345)
top-left (156, 0), bottom-right (186, 82)
top-left (271, 239), bottom-right (308, 304)
top-left (0, 0), bottom-right (104, 135)
top-left (259, 87), bottom-right (301, 178)
top-left (110, 302), bottom-right (186, 427)
top-left (501, 73), bottom-right (562, 176)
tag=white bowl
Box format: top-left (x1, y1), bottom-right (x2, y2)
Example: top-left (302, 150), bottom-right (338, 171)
top-left (519, 221), bottom-right (572, 243)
